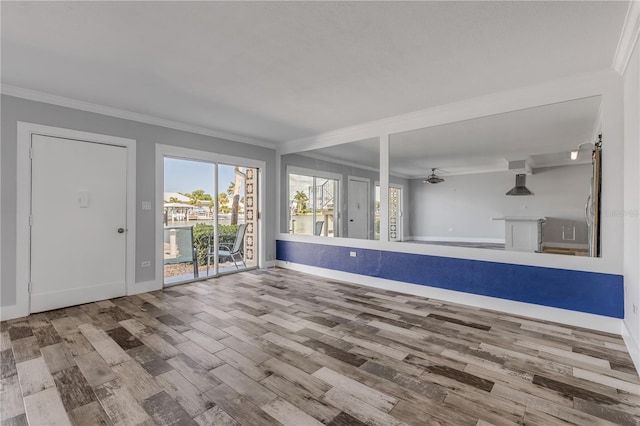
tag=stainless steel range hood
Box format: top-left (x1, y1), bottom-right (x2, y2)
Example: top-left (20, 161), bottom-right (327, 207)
top-left (506, 174), bottom-right (534, 196)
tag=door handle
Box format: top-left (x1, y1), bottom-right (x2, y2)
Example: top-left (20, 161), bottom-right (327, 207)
top-left (349, 219), bottom-right (354, 222)
top-left (117, 228), bottom-right (125, 234)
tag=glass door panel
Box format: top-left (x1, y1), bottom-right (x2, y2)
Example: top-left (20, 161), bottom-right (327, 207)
top-left (163, 157), bottom-right (258, 285)
top-left (163, 158), bottom-right (214, 285)
top-left (217, 164), bottom-right (258, 274)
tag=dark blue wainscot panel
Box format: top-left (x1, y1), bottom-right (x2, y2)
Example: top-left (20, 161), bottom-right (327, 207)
top-left (276, 240), bottom-right (623, 318)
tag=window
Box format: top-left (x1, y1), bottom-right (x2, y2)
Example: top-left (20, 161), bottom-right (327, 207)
top-left (288, 168), bottom-right (340, 237)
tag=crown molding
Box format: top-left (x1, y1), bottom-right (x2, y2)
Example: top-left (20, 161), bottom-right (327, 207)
top-left (613, 0), bottom-right (640, 75)
top-left (296, 151), bottom-right (381, 174)
top-left (0, 84), bottom-right (277, 150)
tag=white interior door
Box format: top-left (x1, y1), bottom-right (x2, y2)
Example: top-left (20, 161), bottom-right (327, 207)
top-left (31, 134), bottom-right (128, 312)
top-left (348, 178), bottom-right (369, 239)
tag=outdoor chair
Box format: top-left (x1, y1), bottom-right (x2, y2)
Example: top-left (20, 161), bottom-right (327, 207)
top-left (206, 223), bottom-right (247, 274)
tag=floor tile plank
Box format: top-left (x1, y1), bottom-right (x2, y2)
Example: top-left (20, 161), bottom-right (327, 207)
top-left (166, 354), bottom-right (221, 392)
top-left (74, 351), bottom-right (117, 388)
top-left (41, 342), bottom-right (76, 374)
top-left (94, 379), bottom-right (151, 426)
top-left (52, 366), bottom-right (97, 411)
top-left (141, 391), bottom-right (197, 426)
top-left (0, 375), bottom-right (26, 420)
top-left (126, 345), bottom-right (174, 377)
top-left (10, 337), bottom-right (41, 363)
top-left (204, 383), bottom-right (279, 426)
top-left (261, 397), bottom-right (324, 426)
top-left (313, 366), bottom-right (398, 412)
top-left (67, 401), bottom-right (112, 426)
top-left (260, 373), bottom-right (341, 423)
top-left (216, 348), bottom-right (268, 382)
top-left (181, 330), bottom-right (225, 354)
top-left (322, 386), bottom-right (407, 426)
top-left (155, 370), bottom-right (214, 417)
top-left (23, 387), bottom-right (71, 426)
top-left (15, 357), bottom-right (55, 396)
top-left (111, 360), bottom-right (163, 402)
top-left (211, 364), bottom-right (277, 406)
top-left (193, 405), bottom-right (239, 426)
top-left (1, 349), bottom-right (17, 380)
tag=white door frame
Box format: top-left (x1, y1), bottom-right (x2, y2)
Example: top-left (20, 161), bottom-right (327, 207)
top-left (11, 122), bottom-right (136, 320)
top-left (155, 144), bottom-right (266, 286)
top-left (347, 176), bottom-right (370, 239)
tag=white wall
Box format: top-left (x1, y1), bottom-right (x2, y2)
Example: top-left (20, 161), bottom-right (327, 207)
top-left (408, 165), bottom-right (592, 244)
top-left (623, 26), bottom-right (640, 372)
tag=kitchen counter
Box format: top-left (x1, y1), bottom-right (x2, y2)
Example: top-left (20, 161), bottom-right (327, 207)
top-left (492, 217), bottom-right (545, 252)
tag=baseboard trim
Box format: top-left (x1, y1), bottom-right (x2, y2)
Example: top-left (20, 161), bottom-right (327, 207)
top-left (277, 260), bottom-right (623, 335)
top-left (622, 320), bottom-right (640, 376)
top-left (262, 260), bottom-right (277, 269)
top-left (128, 279), bottom-right (162, 296)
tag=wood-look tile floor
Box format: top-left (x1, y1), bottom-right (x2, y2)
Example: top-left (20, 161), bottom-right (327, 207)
top-left (1, 268), bottom-right (639, 426)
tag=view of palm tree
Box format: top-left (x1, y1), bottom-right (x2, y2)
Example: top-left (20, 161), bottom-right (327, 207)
top-left (294, 190), bottom-right (309, 213)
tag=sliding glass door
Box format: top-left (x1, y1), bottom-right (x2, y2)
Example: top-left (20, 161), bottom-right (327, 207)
top-left (163, 156), bottom-right (260, 286)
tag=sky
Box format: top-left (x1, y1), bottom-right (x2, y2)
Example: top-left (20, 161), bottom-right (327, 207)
top-left (164, 157), bottom-right (242, 196)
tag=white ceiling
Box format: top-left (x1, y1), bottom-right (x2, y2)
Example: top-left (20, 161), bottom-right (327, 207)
top-left (390, 95), bottom-right (602, 177)
top-left (302, 96), bottom-right (601, 178)
top-left (1, 1), bottom-right (628, 145)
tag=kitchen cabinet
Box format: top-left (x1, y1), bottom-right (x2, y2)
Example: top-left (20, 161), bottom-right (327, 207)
top-left (492, 217), bottom-right (546, 252)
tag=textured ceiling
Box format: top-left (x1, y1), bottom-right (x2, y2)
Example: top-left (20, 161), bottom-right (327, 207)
top-left (1, 1), bottom-right (628, 145)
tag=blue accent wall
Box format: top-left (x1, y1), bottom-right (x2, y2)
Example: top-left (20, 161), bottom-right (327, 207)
top-left (276, 240), bottom-right (624, 318)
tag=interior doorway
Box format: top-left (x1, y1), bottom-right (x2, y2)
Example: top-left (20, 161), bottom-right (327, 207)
top-left (161, 151), bottom-right (261, 286)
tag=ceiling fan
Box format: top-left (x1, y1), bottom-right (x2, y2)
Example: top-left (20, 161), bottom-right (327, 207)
top-left (423, 168), bottom-right (444, 184)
